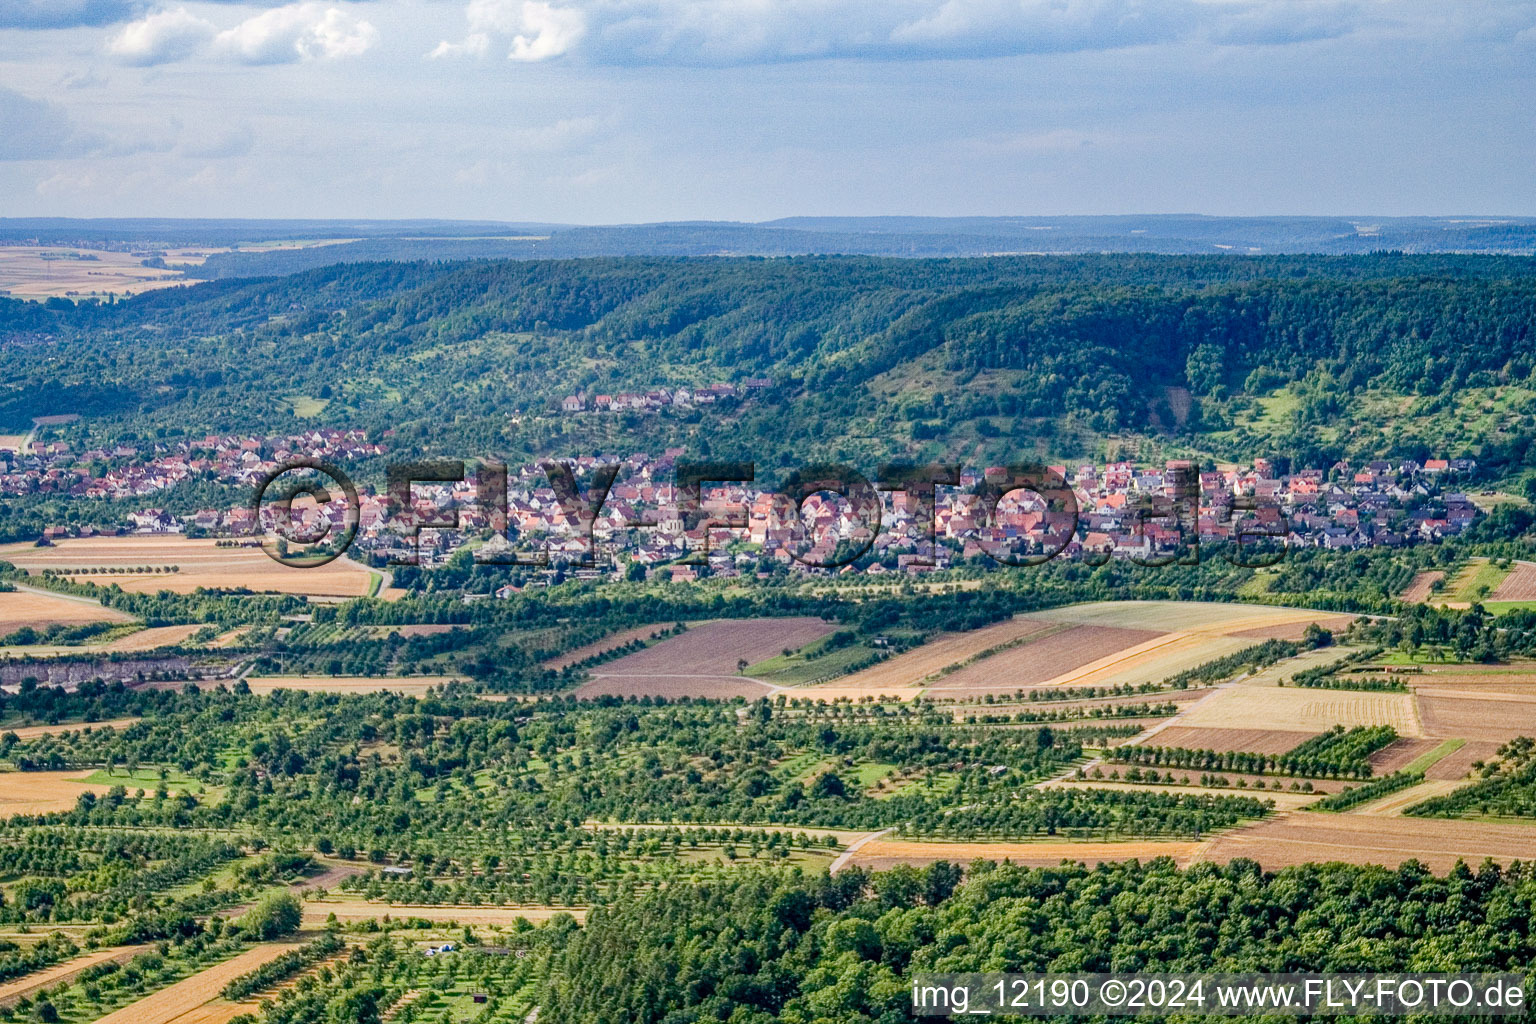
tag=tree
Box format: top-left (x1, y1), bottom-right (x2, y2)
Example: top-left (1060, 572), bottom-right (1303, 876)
top-left (242, 892), bottom-right (302, 940)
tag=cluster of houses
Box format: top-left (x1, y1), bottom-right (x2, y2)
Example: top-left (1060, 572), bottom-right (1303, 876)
top-left (559, 378), bottom-right (770, 414)
top-left (5, 426), bottom-right (1485, 579)
top-left (0, 428), bottom-right (383, 505)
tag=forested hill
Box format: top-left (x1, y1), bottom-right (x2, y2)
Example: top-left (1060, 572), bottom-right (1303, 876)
top-left (4, 253), bottom-right (1536, 472)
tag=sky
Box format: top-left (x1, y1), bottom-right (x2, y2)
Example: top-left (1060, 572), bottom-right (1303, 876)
top-left (0, 0), bottom-right (1533, 222)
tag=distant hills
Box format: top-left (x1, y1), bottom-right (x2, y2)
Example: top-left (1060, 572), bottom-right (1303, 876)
top-left (1, 215), bottom-right (1533, 280)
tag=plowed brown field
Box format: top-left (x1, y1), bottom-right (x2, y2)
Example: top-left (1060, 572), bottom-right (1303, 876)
top-left (1424, 740), bottom-right (1503, 781)
top-left (1400, 571), bottom-right (1445, 604)
top-left (1491, 561), bottom-right (1536, 601)
top-left (543, 623), bottom-right (674, 670)
top-left (1368, 738), bottom-right (1441, 774)
top-left (1201, 813), bottom-right (1536, 871)
top-left (1418, 694), bottom-right (1536, 742)
top-left (575, 617), bottom-right (834, 699)
top-left (804, 618), bottom-right (1072, 694)
top-left (923, 625), bottom-right (1162, 694)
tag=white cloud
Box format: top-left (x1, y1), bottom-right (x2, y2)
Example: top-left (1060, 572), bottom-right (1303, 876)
top-left (105, 3), bottom-right (376, 66)
top-left (214, 3), bottom-right (378, 64)
top-left (431, 0), bottom-right (586, 61)
top-left (106, 6), bottom-right (217, 66)
top-left (428, 0), bottom-right (1378, 65)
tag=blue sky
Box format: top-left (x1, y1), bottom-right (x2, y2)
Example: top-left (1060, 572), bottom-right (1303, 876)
top-left (1, 0), bottom-right (1533, 221)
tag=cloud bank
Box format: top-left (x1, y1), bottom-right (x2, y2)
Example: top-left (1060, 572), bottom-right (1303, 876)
top-left (106, 2), bottom-right (377, 65)
top-left (428, 0), bottom-right (1372, 64)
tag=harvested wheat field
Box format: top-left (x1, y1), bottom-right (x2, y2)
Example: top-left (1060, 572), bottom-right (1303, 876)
top-left (1138, 726), bottom-right (1324, 755)
top-left (208, 626), bottom-right (252, 648)
top-left (1345, 779), bottom-right (1465, 816)
top-left (1200, 813), bottom-right (1536, 871)
top-left (922, 624), bottom-right (1161, 694)
top-left (1400, 571), bottom-right (1445, 604)
top-left (90, 941), bottom-right (309, 1024)
top-left (1176, 684), bottom-right (1422, 735)
top-left (1417, 693), bottom-right (1536, 742)
top-left (1226, 615), bottom-right (1356, 641)
top-left (0, 770), bottom-right (115, 816)
top-left (1491, 561), bottom-right (1536, 601)
top-left (800, 617), bottom-right (1070, 695)
top-left (99, 624), bottom-right (204, 652)
top-left (992, 630), bottom-right (1244, 693)
top-left (243, 675), bottom-right (465, 695)
top-left (849, 837), bottom-right (1204, 871)
top-left (0, 589), bottom-right (132, 631)
top-left (543, 623), bottom-right (675, 670)
top-left (303, 901), bottom-right (586, 926)
top-left (0, 944), bottom-right (138, 1007)
top-left (0, 537), bottom-right (376, 598)
top-left (934, 686), bottom-right (1213, 716)
top-left (575, 617), bottom-right (834, 699)
top-left (0, 718), bottom-right (140, 741)
top-left (1024, 600), bottom-right (1349, 635)
top-left (0, 245), bottom-right (197, 300)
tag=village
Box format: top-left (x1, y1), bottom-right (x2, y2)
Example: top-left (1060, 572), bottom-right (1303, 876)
top-left (0, 426), bottom-right (1486, 582)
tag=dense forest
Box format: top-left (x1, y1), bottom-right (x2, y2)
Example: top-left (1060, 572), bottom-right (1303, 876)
top-left (5, 254), bottom-right (1536, 474)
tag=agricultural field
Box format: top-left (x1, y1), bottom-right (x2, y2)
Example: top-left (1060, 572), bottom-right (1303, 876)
top-left (0, 718), bottom-right (141, 741)
top-left (89, 941), bottom-right (308, 1024)
top-left (1172, 683), bottom-right (1423, 735)
top-left (0, 769), bottom-right (115, 814)
top-left (574, 616), bottom-right (834, 698)
top-left (1441, 559), bottom-right (1513, 604)
top-left (921, 624), bottom-right (1161, 695)
top-left (1490, 560), bottom-right (1536, 601)
top-left (1143, 726), bottom-right (1331, 755)
top-left (540, 622), bottom-right (672, 670)
top-left (0, 537), bottom-right (378, 598)
top-left (0, 589), bottom-right (133, 631)
top-left (0, 245), bottom-right (198, 300)
top-left (1399, 570), bottom-right (1445, 603)
top-left (847, 837), bottom-right (1206, 871)
top-left (1201, 813), bottom-right (1536, 871)
top-left (238, 675), bottom-right (466, 695)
